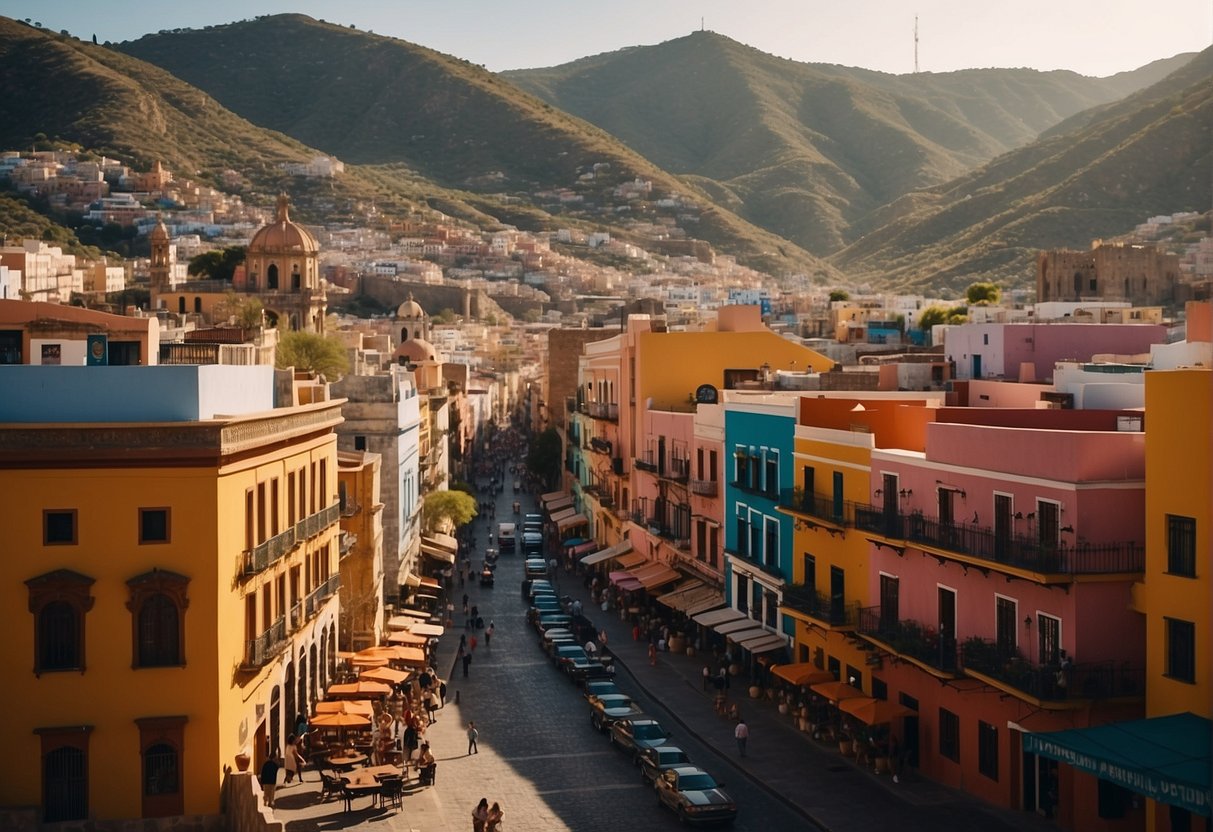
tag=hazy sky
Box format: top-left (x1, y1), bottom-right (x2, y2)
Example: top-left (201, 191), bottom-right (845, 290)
top-left (5, 0), bottom-right (1211, 76)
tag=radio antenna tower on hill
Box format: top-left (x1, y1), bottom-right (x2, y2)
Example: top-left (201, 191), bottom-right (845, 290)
top-left (914, 15), bottom-right (919, 73)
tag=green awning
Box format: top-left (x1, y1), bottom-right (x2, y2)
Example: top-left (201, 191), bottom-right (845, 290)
top-left (1023, 713), bottom-right (1211, 816)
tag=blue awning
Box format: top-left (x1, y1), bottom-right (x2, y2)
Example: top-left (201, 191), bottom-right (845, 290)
top-left (1023, 713), bottom-right (1211, 816)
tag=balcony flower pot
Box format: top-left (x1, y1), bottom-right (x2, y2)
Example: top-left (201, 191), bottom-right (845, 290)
top-left (668, 636), bottom-right (685, 653)
top-left (235, 751), bottom-right (251, 772)
top-left (749, 685), bottom-right (762, 699)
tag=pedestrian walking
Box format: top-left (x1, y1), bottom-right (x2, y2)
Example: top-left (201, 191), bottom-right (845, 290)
top-left (487, 801), bottom-right (504, 831)
top-left (735, 718), bottom-right (749, 757)
top-left (258, 753), bottom-right (281, 807)
top-left (485, 621), bottom-right (494, 647)
top-left (648, 642), bottom-right (657, 666)
top-left (702, 664), bottom-right (711, 691)
top-left (467, 721), bottom-right (479, 755)
top-left (446, 600), bottom-right (455, 627)
top-left (469, 633), bottom-right (478, 652)
top-left (472, 797), bottom-right (489, 831)
top-left (462, 651), bottom-right (473, 678)
top-left (283, 734), bottom-right (306, 783)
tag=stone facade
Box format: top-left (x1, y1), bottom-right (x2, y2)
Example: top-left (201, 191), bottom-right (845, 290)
top-left (1037, 242), bottom-right (1180, 306)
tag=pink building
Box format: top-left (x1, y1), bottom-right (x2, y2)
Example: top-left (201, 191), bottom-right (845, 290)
top-left (945, 323), bottom-right (1166, 382)
top-left (857, 408), bottom-right (1147, 828)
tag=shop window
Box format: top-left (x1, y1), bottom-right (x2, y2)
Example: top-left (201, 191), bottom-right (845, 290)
top-left (44, 509), bottom-right (77, 545)
top-left (136, 716), bottom-right (186, 817)
top-left (139, 508), bottom-right (170, 544)
top-left (977, 720), bottom-right (998, 780)
top-left (126, 570), bottom-right (189, 669)
top-left (939, 709), bottom-right (960, 762)
top-left (26, 570), bottom-right (94, 674)
top-left (36, 726), bottom-right (91, 822)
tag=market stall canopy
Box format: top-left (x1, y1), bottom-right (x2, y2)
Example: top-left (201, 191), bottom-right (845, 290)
top-left (359, 666), bottom-right (410, 685)
top-left (316, 699), bottom-right (375, 717)
top-left (581, 541), bottom-right (633, 566)
top-left (608, 570), bottom-right (644, 592)
top-left (810, 680), bottom-right (867, 703)
top-left (546, 495), bottom-right (573, 513)
top-left (420, 538), bottom-right (456, 563)
top-left (328, 680), bottom-right (392, 698)
top-left (386, 630), bottom-right (428, 646)
top-left (1023, 713), bottom-right (1211, 817)
top-left (615, 551), bottom-right (648, 570)
top-left (549, 507), bottom-right (576, 523)
top-left (839, 697), bottom-right (915, 726)
top-left (556, 513), bottom-right (589, 533)
top-left (693, 607), bottom-right (746, 628)
top-left (772, 663), bottom-right (835, 687)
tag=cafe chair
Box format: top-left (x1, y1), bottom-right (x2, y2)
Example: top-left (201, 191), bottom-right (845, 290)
top-left (320, 772), bottom-right (345, 802)
top-left (379, 776), bottom-right (405, 810)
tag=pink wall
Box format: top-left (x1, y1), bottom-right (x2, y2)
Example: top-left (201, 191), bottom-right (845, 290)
top-left (1005, 324), bottom-right (1166, 381)
top-left (924, 422), bottom-right (1145, 483)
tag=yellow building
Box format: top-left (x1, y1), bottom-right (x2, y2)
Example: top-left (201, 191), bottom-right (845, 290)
top-left (338, 449), bottom-right (385, 651)
top-left (778, 397), bottom-right (935, 682)
top-left (1140, 366), bottom-right (1213, 831)
top-left (0, 364), bottom-right (343, 824)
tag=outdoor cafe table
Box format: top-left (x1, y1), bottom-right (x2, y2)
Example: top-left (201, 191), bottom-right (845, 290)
top-left (341, 764), bottom-right (401, 812)
top-left (327, 752), bottom-right (367, 771)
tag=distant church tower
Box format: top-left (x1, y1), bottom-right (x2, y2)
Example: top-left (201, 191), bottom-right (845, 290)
top-left (243, 194), bottom-right (327, 333)
top-left (148, 216), bottom-right (172, 293)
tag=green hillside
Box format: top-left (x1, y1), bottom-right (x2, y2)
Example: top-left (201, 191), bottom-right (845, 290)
top-left (831, 46), bottom-right (1213, 294)
top-left (117, 15), bottom-right (838, 279)
top-left (505, 32), bottom-right (1192, 255)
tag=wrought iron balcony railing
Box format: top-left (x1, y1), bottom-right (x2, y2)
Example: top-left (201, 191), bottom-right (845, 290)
top-left (857, 606), bottom-right (958, 674)
top-left (780, 585), bottom-right (860, 627)
top-left (960, 637), bottom-right (1144, 702)
top-left (689, 478), bottom-right (718, 497)
top-left (243, 615), bottom-right (287, 669)
top-left (586, 402), bottom-right (619, 421)
top-left (779, 487), bottom-right (855, 525)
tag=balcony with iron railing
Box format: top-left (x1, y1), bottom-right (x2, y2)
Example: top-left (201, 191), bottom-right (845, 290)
top-left (960, 638), bottom-right (1144, 704)
top-left (857, 606), bottom-right (958, 675)
top-left (586, 402), bottom-right (619, 421)
top-left (243, 615), bottom-right (287, 669)
top-left (634, 450), bottom-right (658, 473)
top-left (689, 478), bottom-right (718, 497)
top-left (589, 436), bottom-right (613, 455)
top-left (730, 473), bottom-right (780, 501)
top-left (780, 585), bottom-right (860, 628)
top-left (288, 601), bottom-right (303, 632)
top-left (664, 457), bottom-right (690, 483)
top-left (304, 574), bottom-right (341, 619)
top-left (854, 506), bottom-right (1145, 578)
top-left (778, 487), bottom-right (855, 527)
top-left (242, 526), bottom-right (296, 576)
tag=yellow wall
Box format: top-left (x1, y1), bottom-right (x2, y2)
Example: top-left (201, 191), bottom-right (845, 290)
top-left (1143, 369), bottom-right (1212, 719)
top-left (0, 428), bottom-right (341, 821)
top-left (638, 331), bottom-right (832, 411)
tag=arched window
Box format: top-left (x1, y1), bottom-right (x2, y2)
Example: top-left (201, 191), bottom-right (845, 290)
top-left (126, 570), bottom-right (189, 669)
top-left (292, 269), bottom-right (301, 291)
top-left (136, 716), bottom-right (186, 817)
top-left (193, 297), bottom-right (202, 314)
top-left (267, 264), bottom-right (279, 290)
top-left (177, 297), bottom-right (186, 314)
top-left (401, 327), bottom-right (409, 342)
top-left (43, 745), bottom-right (87, 822)
top-left (26, 569), bottom-right (94, 675)
top-left (1073, 271), bottom-right (1082, 295)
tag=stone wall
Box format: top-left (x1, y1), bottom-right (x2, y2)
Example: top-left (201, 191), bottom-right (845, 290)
top-left (224, 771), bottom-right (285, 832)
top-left (1036, 243), bottom-right (1180, 306)
top-left (355, 277), bottom-right (512, 322)
top-left (545, 329), bottom-right (615, 431)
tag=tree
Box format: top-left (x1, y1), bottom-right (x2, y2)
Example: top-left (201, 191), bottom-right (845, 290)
top-left (828, 290), bottom-right (850, 303)
top-left (526, 428), bottom-right (562, 491)
top-left (188, 246), bottom-right (246, 282)
top-left (276, 331), bottom-right (349, 380)
top-left (965, 282), bottom-right (1001, 306)
top-left (524, 308), bottom-right (541, 323)
top-left (918, 305), bottom-right (968, 331)
top-left (433, 307), bottom-right (457, 324)
top-left (423, 489), bottom-right (477, 534)
top-left (217, 291), bottom-right (263, 328)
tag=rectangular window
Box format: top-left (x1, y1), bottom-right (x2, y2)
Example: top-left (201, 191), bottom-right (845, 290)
top-left (802, 553), bottom-right (816, 594)
top-left (736, 516), bottom-right (748, 558)
top-left (735, 574), bottom-right (748, 614)
top-left (139, 508), bottom-right (170, 544)
top-left (244, 490), bottom-right (254, 550)
top-left (995, 596), bottom-right (1017, 656)
top-left (827, 655), bottom-right (840, 680)
top-left (256, 482), bottom-right (267, 544)
top-left (939, 709), bottom-right (960, 762)
top-left (708, 526), bottom-right (718, 568)
top-left (320, 459), bottom-right (328, 509)
top-left (44, 510), bottom-right (78, 545)
top-left (1038, 613), bottom-right (1061, 667)
top-left (977, 720), bottom-right (998, 780)
top-left (871, 677), bottom-right (888, 701)
top-left (1165, 618), bottom-right (1196, 683)
top-left (287, 473), bottom-right (297, 526)
top-left (1166, 515), bottom-right (1196, 577)
top-left (709, 450), bottom-right (718, 483)
top-left (879, 574), bottom-right (899, 630)
top-left (764, 518), bottom-right (779, 568)
top-left (271, 478), bottom-right (280, 535)
top-left (354, 435), bottom-right (367, 451)
top-left (765, 451), bottom-right (778, 497)
top-left (697, 447), bottom-right (704, 480)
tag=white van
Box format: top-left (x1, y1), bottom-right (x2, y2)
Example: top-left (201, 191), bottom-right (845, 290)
top-left (498, 522), bottom-right (516, 553)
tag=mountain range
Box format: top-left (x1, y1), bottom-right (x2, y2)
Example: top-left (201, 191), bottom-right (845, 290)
top-left (1, 13), bottom-right (1209, 295)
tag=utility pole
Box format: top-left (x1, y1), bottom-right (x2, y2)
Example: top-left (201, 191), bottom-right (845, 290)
top-left (914, 15), bottom-right (919, 74)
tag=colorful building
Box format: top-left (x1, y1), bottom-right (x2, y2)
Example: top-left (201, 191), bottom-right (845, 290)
top-left (0, 364), bottom-right (343, 824)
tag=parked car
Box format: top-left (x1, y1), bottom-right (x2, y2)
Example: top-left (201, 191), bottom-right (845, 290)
top-left (638, 745), bottom-right (693, 785)
top-left (654, 765), bottom-right (738, 825)
top-left (524, 558), bottom-right (548, 578)
top-left (569, 657), bottom-right (614, 685)
top-left (609, 717), bottom-right (671, 759)
top-left (552, 644), bottom-right (589, 671)
top-left (535, 614), bottom-right (573, 633)
top-left (527, 598), bottom-right (563, 623)
top-left (526, 580), bottom-right (555, 600)
top-left (588, 694), bottom-right (643, 732)
top-left (583, 680), bottom-right (621, 700)
top-left (542, 633), bottom-right (578, 657)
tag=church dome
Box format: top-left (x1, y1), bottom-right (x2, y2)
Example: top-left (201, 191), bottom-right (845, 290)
top-left (396, 292), bottom-right (426, 319)
top-left (248, 194), bottom-right (318, 254)
top-left (394, 337), bottom-right (437, 363)
top-left (149, 217), bottom-right (169, 241)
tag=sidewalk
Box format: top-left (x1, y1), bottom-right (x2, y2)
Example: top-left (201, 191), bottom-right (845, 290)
top-left (561, 567), bottom-right (1058, 832)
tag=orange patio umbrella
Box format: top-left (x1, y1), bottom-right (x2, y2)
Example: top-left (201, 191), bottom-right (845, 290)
top-left (359, 666), bottom-right (410, 685)
top-left (309, 712), bottom-right (371, 728)
top-left (839, 697), bottom-right (915, 726)
top-left (327, 680), bottom-right (392, 698)
top-left (315, 699), bottom-right (375, 717)
top-left (349, 655), bottom-right (389, 668)
top-left (386, 630), bottom-right (427, 646)
top-left (810, 680), bottom-right (868, 703)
